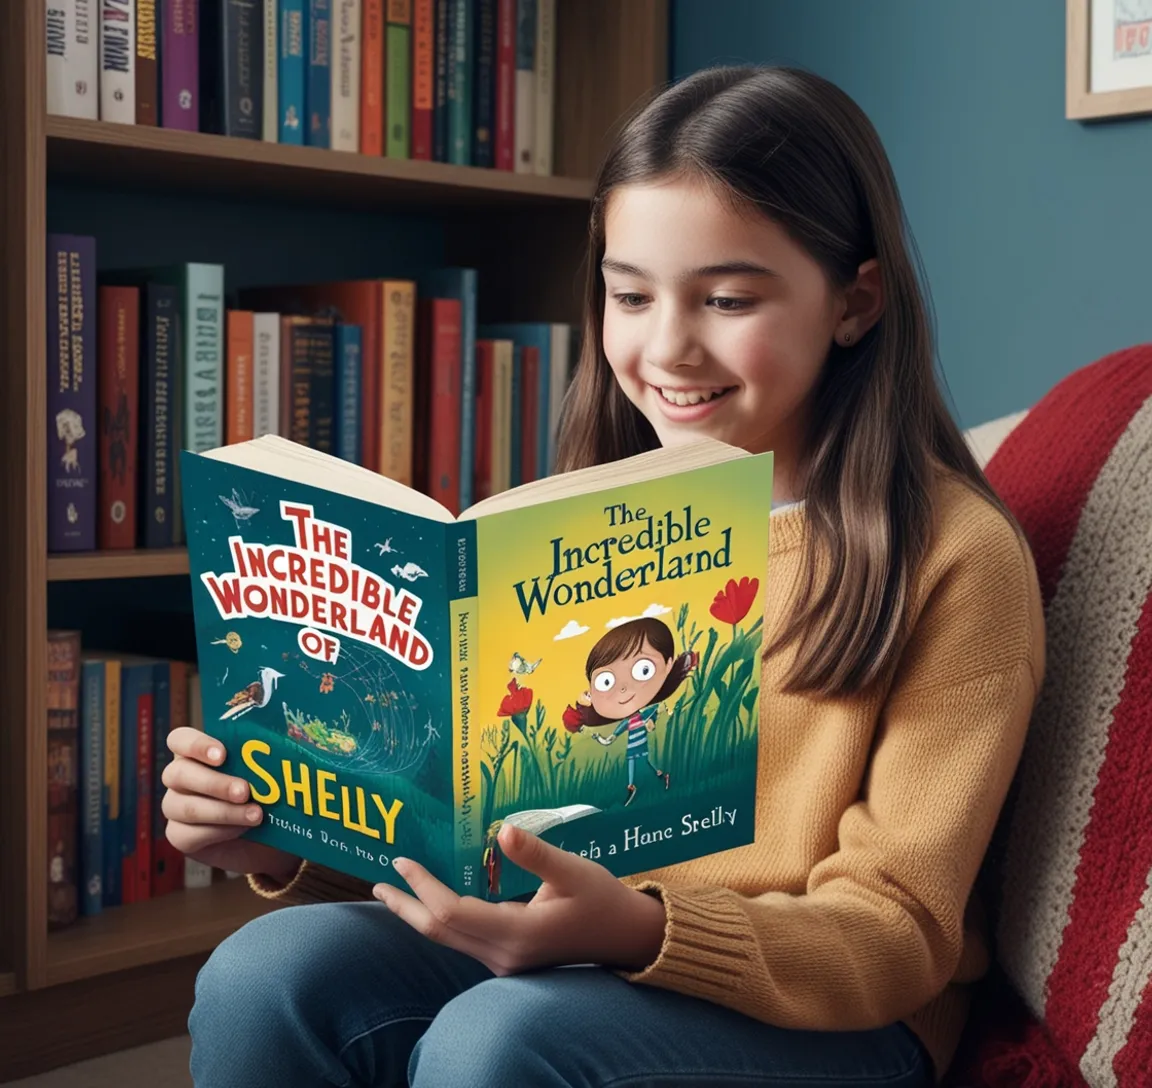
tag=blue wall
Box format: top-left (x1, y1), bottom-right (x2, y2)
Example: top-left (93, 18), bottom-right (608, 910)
top-left (671, 0), bottom-right (1152, 428)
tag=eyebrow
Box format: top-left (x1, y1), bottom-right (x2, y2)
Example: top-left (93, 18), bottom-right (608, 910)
top-left (600, 258), bottom-right (778, 281)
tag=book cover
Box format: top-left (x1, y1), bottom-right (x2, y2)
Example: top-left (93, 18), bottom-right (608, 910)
top-left (135, 0), bottom-right (159, 124)
top-left (181, 437), bottom-right (772, 901)
top-left (47, 0), bottom-right (99, 120)
top-left (279, 0), bottom-right (306, 142)
top-left (161, 0), bottom-right (199, 130)
top-left (331, 0), bottom-right (361, 151)
top-left (99, 0), bottom-right (136, 124)
top-left (97, 284), bottom-right (140, 549)
top-left (306, 0), bottom-right (332, 148)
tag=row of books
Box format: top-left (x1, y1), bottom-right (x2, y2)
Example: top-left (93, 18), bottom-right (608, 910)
top-left (48, 628), bottom-right (219, 929)
top-left (47, 0), bottom-right (557, 174)
top-left (47, 232), bottom-right (577, 553)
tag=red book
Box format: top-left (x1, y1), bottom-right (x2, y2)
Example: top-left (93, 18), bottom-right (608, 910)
top-left (226, 310), bottom-right (255, 445)
top-left (520, 344), bottom-right (539, 483)
top-left (97, 286), bottom-right (140, 549)
top-left (416, 297), bottom-right (462, 511)
top-left (495, 0), bottom-right (515, 171)
top-left (412, 0), bottom-right (434, 159)
top-left (152, 661), bottom-right (189, 897)
top-left (474, 340), bottom-right (495, 502)
top-left (361, 0), bottom-right (385, 154)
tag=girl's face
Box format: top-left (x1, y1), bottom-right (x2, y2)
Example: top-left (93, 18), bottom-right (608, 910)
top-left (588, 638), bottom-right (672, 720)
top-left (602, 178), bottom-right (871, 498)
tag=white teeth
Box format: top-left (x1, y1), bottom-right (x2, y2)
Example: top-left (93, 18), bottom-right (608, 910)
top-left (658, 387), bottom-right (727, 407)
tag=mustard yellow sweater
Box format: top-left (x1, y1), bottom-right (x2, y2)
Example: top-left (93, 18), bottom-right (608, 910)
top-left (249, 471), bottom-right (1045, 1081)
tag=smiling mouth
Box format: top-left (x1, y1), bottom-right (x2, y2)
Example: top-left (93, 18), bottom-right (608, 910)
top-left (653, 385), bottom-right (736, 407)
top-left (618, 694), bottom-right (635, 705)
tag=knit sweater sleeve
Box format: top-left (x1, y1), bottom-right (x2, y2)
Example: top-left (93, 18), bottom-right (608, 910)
top-left (616, 516), bottom-right (1046, 1031)
top-left (247, 859), bottom-right (376, 906)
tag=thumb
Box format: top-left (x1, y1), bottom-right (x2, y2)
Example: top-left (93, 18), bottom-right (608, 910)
top-left (498, 823), bottom-right (585, 890)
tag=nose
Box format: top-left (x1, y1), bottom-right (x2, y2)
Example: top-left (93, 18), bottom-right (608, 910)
top-left (644, 302), bottom-right (702, 373)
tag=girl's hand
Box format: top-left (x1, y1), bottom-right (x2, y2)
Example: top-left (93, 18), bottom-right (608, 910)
top-left (161, 727), bottom-right (301, 882)
top-left (373, 823), bottom-right (667, 976)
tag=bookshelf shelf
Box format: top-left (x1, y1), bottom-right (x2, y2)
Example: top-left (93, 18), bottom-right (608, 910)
top-left (46, 117), bottom-right (596, 210)
top-left (44, 879), bottom-right (274, 989)
top-left (47, 548), bottom-right (190, 582)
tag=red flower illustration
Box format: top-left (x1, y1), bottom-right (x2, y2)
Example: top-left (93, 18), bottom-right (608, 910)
top-left (709, 576), bottom-right (760, 627)
top-left (497, 678), bottom-right (533, 718)
top-left (562, 704), bottom-right (585, 731)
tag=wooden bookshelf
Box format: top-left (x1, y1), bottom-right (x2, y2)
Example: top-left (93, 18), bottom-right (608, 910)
top-left (0, 0), bottom-right (669, 1076)
top-left (47, 548), bottom-right (191, 582)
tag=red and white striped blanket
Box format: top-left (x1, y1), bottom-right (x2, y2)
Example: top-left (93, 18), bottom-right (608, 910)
top-left (966, 343), bottom-right (1152, 1087)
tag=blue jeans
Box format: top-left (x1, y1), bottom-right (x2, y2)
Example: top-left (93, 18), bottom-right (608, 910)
top-left (189, 902), bottom-right (932, 1087)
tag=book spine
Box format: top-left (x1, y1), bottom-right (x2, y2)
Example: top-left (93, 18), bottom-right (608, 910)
top-left (493, 339), bottom-right (512, 492)
top-left (508, 342), bottom-right (521, 487)
top-left (532, 0), bottom-right (552, 175)
top-left (381, 281), bottom-right (414, 485)
top-left (226, 309), bottom-right (255, 444)
top-left (519, 343), bottom-right (537, 482)
top-left (152, 660), bottom-right (187, 896)
top-left (385, 0), bottom-right (411, 158)
top-left (161, 0), bottom-right (199, 131)
top-left (285, 319), bottom-right (313, 444)
top-left (252, 312), bottom-right (280, 437)
top-left (148, 662), bottom-right (170, 897)
top-left (472, 339), bottom-right (492, 501)
top-left (411, 0), bottom-right (433, 159)
top-left (47, 631), bottom-right (82, 929)
top-left (184, 264), bottom-right (225, 452)
top-left (471, 0), bottom-right (495, 168)
top-left (334, 324), bottom-right (362, 463)
top-left (97, 285), bottom-right (139, 549)
top-left (279, 0), bottom-right (306, 142)
top-left (432, 0), bottom-right (449, 161)
top-left (447, 0), bottom-right (471, 164)
top-left (47, 1), bottom-right (99, 119)
top-left (448, 521), bottom-right (481, 897)
top-left (262, 0), bottom-right (278, 139)
top-left (229, 0), bottom-right (263, 138)
top-left (118, 665), bottom-right (144, 903)
top-left (494, 0), bottom-right (513, 170)
top-left (306, 0), bottom-right (332, 147)
top-left (330, 0), bottom-right (361, 151)
top-left (100, 0), bottom-right (136, 124)
top-left (134, 675), bottom-right (155, 900)
top-left (135, 0), bottom-right (159, 124)
top-left (427, 298), bottom-right (461, 514)
top-left (307, 320), bottom-right (335, 453)
top-left (80, 660), bottom-right (105, 916)
top-left (47, 234), bottom-right (98, 553)
top-left (360, 0), bottom-right (384, 154)
top-left (513, 0), bottom-right (534, 173)
top-left (141, 283), bottom-right (176, 547)
top-left (101, 658), bottom-right (122, 908)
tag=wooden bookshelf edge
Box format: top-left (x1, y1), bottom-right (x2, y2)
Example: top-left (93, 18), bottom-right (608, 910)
top-left (46, 117), bottom-right (596, 208)
top-left (47, 548), bottom-right (190, 581)
top-left (44, 878), bottom-right (275, 989)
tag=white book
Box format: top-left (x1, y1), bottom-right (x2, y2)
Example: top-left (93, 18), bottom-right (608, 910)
top-left (47, 0), bottom-right (99, 119)
top-left (263, 0), bottom-right (278, 141)
top-left (331, 0), bottom-right (361, 152)
top-left (532, 0), bottom-right (554, 176)
top-left (513, 0), bottom-right (536, 174)
top-left (252, 313), bottom-right (281, 438)
top-left (99, 0), bottom-right (136, 124)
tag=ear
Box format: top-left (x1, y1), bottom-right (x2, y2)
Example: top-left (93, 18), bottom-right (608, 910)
top-left (835, 258), bottom-right (884, 346)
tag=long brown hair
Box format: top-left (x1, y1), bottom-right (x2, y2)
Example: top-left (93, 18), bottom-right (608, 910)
top-left (554, 65), bottom-right (1019, 698)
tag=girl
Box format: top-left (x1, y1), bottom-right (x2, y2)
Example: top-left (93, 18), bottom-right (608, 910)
top-left (165, 65), bottom-right (1043, 1087)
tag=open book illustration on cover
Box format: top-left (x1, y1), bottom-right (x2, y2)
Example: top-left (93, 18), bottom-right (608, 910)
top-left (181, 435), bottom-right (773, 901)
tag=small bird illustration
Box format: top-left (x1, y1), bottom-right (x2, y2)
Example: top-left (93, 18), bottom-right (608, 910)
top-left (374, 538), bottom-right (395, 554)
top-left (508, 652), bottom-right (542, 675)
top-left (219, 666), bottom-right (285, 720)
top-left (219, 489), bottom-right (259, 521)
top-left (391, 561), bottom-right (427, 582)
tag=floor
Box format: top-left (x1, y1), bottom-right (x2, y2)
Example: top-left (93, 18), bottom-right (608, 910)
top-left (7, 1037), bottom-right (191, 1087)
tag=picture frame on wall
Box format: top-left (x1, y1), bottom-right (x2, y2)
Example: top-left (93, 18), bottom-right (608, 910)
top-left (1067, 0), bottom-right (1152, 119)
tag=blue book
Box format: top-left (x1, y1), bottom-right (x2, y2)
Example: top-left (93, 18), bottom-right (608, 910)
top-left (335, 324), bottom-right (362, 465)
top-left (306, 0), bottom-right (331, 148)
top-left (150, 661), bottom-right (171, 894)
top-left (279, 0), bottom-right (306, 143)
top-left (419, 269), bottom-right (478, 509)
top-left (79, 660), bottom-right (106, 916)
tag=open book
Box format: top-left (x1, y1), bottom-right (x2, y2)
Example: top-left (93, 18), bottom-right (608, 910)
top-left (181, 435), bottom-right (773, 900)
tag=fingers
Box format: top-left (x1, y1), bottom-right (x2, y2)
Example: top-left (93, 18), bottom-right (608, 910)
top-left (162, 754), bottom-right (250, 804)
top-left (497, 824), bottom-right (588, 892)
top-left (166, 819), bottom-right (248, 857)
top-left (167, 726), bottom-right (227, 764)
top-left (384, 859), bottom-right (523, 945)
top-left (162, 788), bottom-right (263, 830)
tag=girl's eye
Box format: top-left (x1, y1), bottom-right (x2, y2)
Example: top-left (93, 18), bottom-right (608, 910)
top-left (709, 296), bottom-right (753, 312)
top-left (612, 292), bottom-right (649, 309)
top-left (593, 671), bottom-right (616, 692)
top-left (632, 659), bottom-right (656, 682)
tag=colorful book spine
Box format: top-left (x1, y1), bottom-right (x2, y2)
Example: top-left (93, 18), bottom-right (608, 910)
top-left (472, 0), bottom-right (495, 167)
top-left (360, 0), bottom-right (384, 154)
top-left (182, 264), bottom-right (226, 453)
top-left (101, 658), bottom-right (122, 908)
top-left (135, 0), bottom-right (159, 124)
top-left (47, 234), bottom-right (98, 552)
top-left (432, 0), bottom-right (449, 161)
top-left (97, 285), bottom-right (140, 549)
top-left (307, 0), bottom-right (332, 148)
top-left (411, 0), bottom-right (434, 159)
top-left (226, 309), bottom-right (255, 444)
top-left (134, 663), bottom-right (162, 900)
top-left (385, 0), bottom-right (411, 158)
top-left (381, 281), bottom-right (415, 484)
top-left (141, 282), bottom-right (177, 547)
top-left (417, 297), bottom-right (461, 513)
top-left (513, 0), bottom-right (535, 173)
top-left (279, 0), bottom-right (307, 142)
top-left (79, 659), bottom-right (105, 916)
top-left (118, 663), bottom-right (152, 904)
top-left (447, 0), bottom-right (472, 164)
top-left (47, 631), bottom-right (82, 930)
top-left (99, 0), bottom-right (136, 124)
top-left (495, 0), bottom-right (514, 170)
top-left (47, 0), bottom-right (99, 119)
top-left (331, 0), bottom-right (361, 151)
top-left (252, 312), bottom-right (281, 438)
top-left (161, 0), bottom-right (199, 131)
top-left (532, 0), bottom-right (553, 175)
top-left (334, 323), bottom-right (362, 463)
top-left (152, 661), bottom-right (188, 897)
top-left (262, 0), bottom-right (278, 140)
